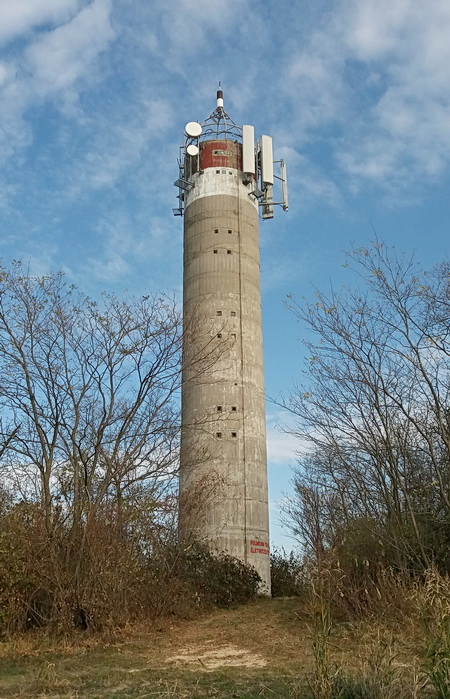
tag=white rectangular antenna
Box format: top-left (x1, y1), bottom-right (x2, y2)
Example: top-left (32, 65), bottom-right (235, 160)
top-left (261, 135), bottom-right (274, 185)
top-left (280, 160), bottom-right (289, 211)
top-left (242, 125), bottom-right (255, 175)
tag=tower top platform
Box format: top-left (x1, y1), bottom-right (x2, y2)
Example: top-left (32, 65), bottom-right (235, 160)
top-left (174, 86), bottom-right (288, 218)
top-left (200, 85), bottom-right (242, 142)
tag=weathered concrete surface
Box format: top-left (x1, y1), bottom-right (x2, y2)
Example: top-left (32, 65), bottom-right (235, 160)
top-left (179, 151), bottom-right (271, 593)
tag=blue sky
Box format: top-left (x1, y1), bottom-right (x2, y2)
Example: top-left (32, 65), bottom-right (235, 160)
top-left (1, 0), bottom-right (449, 549)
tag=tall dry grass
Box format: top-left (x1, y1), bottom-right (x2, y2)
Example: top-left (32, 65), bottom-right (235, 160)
top-left (302, 562), bottom-right (450, 698)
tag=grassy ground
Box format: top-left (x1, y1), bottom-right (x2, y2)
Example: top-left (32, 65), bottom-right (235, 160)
top-left (0, 598), bottom-right (419, 698)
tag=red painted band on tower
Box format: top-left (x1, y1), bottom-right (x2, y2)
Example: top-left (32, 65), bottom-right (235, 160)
top-left (199, 140), bottom-right (242, 171)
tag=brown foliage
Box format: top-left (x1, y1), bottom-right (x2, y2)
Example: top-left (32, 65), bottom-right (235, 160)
top-left (0, 497), bottom-right (261, 637)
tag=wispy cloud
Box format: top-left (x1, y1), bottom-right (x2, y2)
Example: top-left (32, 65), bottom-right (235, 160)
top-left (279, 0), bottom-right (450, 198)
top-left (1, 0), bottom-right (450, 293)
top-left (24, 0), bottom-right (114, 98)
top-left (266, 411), bottom-right (304, 467)
top-left (70, 98), bottom-right (174, 194)
top-left (0, 0), bottom-right (114, 168)
top-left (342, 0), bottom-right (450, 186)
top-left (87, 250), bottom-right (130, 282)
top-left (0, 0), bottom-right (81, 46)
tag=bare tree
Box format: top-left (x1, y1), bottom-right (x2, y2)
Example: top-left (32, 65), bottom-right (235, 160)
top-left (0, 263), bottom-right (182, 567)
top-left (283, 244), bottom-right (450, 572)
top-left (0, 263), bottom-right (248, 632)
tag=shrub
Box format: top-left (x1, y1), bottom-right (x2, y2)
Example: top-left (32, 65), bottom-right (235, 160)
top-left (270, 548), bottom-right (305, 597)
top-left (173, 542), bottom-right (261, 608)
top-left (0, 502), bottom-right (149, 636)
top-left (0, 499), bottom-right (261, 637)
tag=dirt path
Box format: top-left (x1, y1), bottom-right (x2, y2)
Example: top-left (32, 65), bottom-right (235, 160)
top-left (0, 599), bottom-right (310, 697)
top-left (0, 598), bottom-right (413, 698)
top-left (160, 598), bottom-right (307, 672)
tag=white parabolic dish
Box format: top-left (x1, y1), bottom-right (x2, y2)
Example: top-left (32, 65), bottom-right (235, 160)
top-left (185, 121), bottom-right (202, 138)
top-left (186, 144), bottom-right (199, 157)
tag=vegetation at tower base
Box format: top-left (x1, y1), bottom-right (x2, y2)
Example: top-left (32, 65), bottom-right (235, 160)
top-left (270, 548), bottom-right (305, 597)
top-left (282, 242), bottom-right (450, 600)
top-left (164, 541), bottom-right (261, 608)
top-left (0, 262), bottom-right (261, 636)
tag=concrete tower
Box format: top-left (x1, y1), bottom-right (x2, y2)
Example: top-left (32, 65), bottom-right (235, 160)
top-left (175, 88), bottom-right (287, 593)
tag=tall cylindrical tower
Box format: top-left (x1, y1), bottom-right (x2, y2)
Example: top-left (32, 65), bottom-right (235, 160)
top-left (175, 89), bottom-right (287, 593)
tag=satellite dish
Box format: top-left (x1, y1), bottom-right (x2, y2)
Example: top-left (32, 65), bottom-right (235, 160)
top-left (185, 121), bottom-right (202, 138)
top-left (186, 144), bottom-right (199, 157)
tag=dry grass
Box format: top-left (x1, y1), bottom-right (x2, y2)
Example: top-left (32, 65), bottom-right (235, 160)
top-left (0, 598), bottom-right (426, 698)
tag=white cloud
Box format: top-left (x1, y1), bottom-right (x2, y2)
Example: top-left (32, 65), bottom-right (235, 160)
top-left (262, 253), bottom-right (307, 294)
top-left (2, 0), bottom-right (450, 283)
top-left (0, 81), bottom-right (32, 162)
top-left (82, 202), bottom-right (179, 285)
top-left (0, 62), bottom-right (11, 85)
top-left (287, 36), bottom-right (348, 132)
top-left (267, 430), bottom-right (299, 467)
top-left (0, 0), bottom-right (81, 45)
top-left (159, 0), bottom-right (248, 51)
top-left (345, 0), bottom-right (413, 60)
top-left (266, 411), bottom-right (305, 467)
top-left (25, 0), bottom-right (114, 96)
top-left (282, 0), bottom-right (450, 195)
top-left (0, 0), bottom-right (115, 171)
top-left (87, 249), bottom-right (130, 282)
top-left (77, 99), bottom-right (173, 191)
top-left (346, 0), bottom-right (450, 179)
